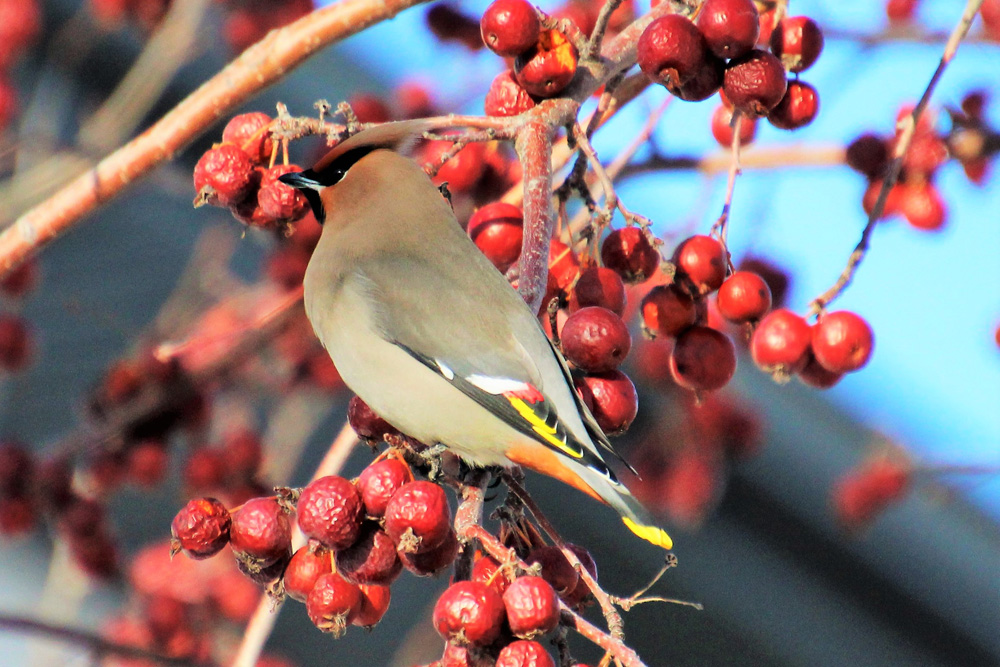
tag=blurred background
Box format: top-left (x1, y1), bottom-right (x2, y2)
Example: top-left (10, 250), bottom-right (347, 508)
top-left (0, 0), bottom-right (998, 665)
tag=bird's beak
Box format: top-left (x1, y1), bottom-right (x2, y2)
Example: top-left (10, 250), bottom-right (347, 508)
top-left (278, 170), bottom-right (323, 191)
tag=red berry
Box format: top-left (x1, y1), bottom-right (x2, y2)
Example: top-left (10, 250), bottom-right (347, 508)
top-left (193, 144), bottom-right (257, 208)
top-left (559, 543), bottom-right (599, 607)
top-left (846, 134), bottom-right (890, 180)
top-left (349, 93), bottom-right (392, 123)
top-left (696, 0), bottom-right (760, 59)
top-left (126, 439), bottom-right (168, 487)
top-left (637, 15), bottom-right (710, 92)
top-left (569, 266), bottom-right (626, 315)
top-left (0, 0), bottom-right (40, 69)
top-left (347, 395), bottom-right (399, 442)
top-left (503, 576), bottom-right (561, 638)
top-left (183, 448), bottom-right (226, 491)
top-left (769, 16), bottom-right (824, 73)
top-left (560, 307), bottom-right (632, 373)
top-left (484, 70), bottom-right (538, 117)
top-left (0, 313), bottom-right (31, 371)
top-left (525, 545), bottom-right (578, 596)
top-left (797, 351), bottom-right (843, 389)
top-left (750, 309), bottom-right (811, 375)
top-left (480, 0), bottom-right (540, 56)
top-left (432, 580), bottom-right (506, 647)
top-left (0, 496), bottom-right (35, 535)
top-left (426, 4), bottom-right (483, 50)
top-left (220, 428), bottom-right (263, 480)
top-left (296, 475), bottom-right (364, 551)
top-left (514, 29), bottom-right (578, 98)
top-left (170, 497), bottom-right (231, 560)
top-left (832, 459), bottom-right (911, 530)
top-left (357, 458), bottom-right (412, 517)
top-left (711, 103), bottom-right (757, 148)
top-left (336, 522), bottom-right (403, 586)
top-left (395, 81), bottom-right (437, 119)
top-left (258, 164), bottom-right (310, 225)
top-left (468, 202), bottom-right (524, 273)
top-left (426, 140), bottom-right (489, 193)
top-left (983, 0), bottom-right (1000, 40)
top-left (862, 179), bottom-right (904, 220)
top-left (284, 544), bottom-right (333, 602)
top-left (354, 583), bottom-right (392, 627)
top-left (69, 532), bottom-right (120, 578)
top-left (472, 553), bottom-right (511, 596)
top-left (548, 239), bottom-right (580, 291)
top-left (0, 257), bottom-right (37, 298)
top-left (601, 227), bottom-right (660, 284)
top-left (221, 112), bottom-right (273, 165)
top-left (717, 271), bottom-right (772, 323)
top-left (767, 79), bottom-right (819, 130)
top-left (811, 311), bottom-right (874, 374)
top-left (496, 640), bottom-right (556, 667)
top-left (306, 572), bottom-right (363, 637)
top-left (672, 56), bottom-right (725, 102)
top-left (673, 234), bottom-right (728, 296)
top-left (384, 481), bottom-right (452, 553)
top-left (723, 49), bottom-right (787, 116)
top-left (229, 496), bottom-right (292, 566)
top-left (900, 182), bottom-right (946, 231)
top-left (669, 326), bottom-right (737, 391)
top-left (886, 0), bottom-right (919, 24)
top-left (574, 370), bottom-right (638, 435)
top-left (641, 283), bottom-right (697, 338)
top-left (398, 526), bottom-right (459, 576)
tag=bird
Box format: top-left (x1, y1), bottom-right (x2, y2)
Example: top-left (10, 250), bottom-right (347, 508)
top-left (279, 120), bottom-right (672, 550)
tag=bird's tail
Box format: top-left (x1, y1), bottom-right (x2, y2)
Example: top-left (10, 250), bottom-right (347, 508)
top-left (583, 466), bottom-right (673, 550)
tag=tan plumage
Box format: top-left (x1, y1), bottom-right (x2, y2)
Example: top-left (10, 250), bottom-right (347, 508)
top-left (280, 126), bottom-right (672, 550)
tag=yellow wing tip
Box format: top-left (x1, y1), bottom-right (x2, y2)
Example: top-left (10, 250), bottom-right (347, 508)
top-left (622, 517), bottom-right (673, 550)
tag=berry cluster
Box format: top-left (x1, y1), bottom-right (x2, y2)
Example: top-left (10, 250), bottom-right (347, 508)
top-left (638, 1), bottom-right (822, 140)
top-left (847, 93), bottom-right (998, 232)
top-left (193, 112), bottom-right (313, 231)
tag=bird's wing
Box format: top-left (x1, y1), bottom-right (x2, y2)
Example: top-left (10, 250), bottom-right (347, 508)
top-left (355, 251), bottom-right (623, 479)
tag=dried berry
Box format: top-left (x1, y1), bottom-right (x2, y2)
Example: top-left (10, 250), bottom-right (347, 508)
top-left (398, 527), bottom-right (459, 576)
top-left (503, 576), bottom-right (561, 638)
top-left (496, 640), bottom-right (556, 667)
top-left (347, 395), bottom-right (399, 442)
top-left (357, 457), bottom-right (412, 517)
top-left (336, 521), bottom-right (403, 586)
top-left (296, 475), bottom-right (364, 551)
top-left (723, 49), bottom-right (787, 116)
top-left (484, 70), bottom-right (538, 117)
top-left (432, 580), bottom-right (506, 647)
top-left (258, 164), bottom-right (310, 225)
top-left (637, 15), bottom-right (709, 91)
top-left (193, 144), bottom-right (257, 208)
top-left (514, 29), bottom-right (578, 98)
top-left (525, 545), bottom-right (578, 596)
top-left (221, 112), bottom-right (273, 164)
top-left (170, 497), bottom-right (231, 560)
top-left (306, 572), bottom-right (363, 637)
top-left (384, 481), bottom-right (452, 553)
top-left (229, 496), bottom-right (292, 566)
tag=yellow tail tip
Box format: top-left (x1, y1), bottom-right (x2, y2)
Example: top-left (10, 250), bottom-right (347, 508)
top-left (621, 517), bottom-right (673, 550)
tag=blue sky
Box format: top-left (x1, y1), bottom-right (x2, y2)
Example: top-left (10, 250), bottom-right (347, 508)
top-left (326, 0), bottom-right (1000, 516)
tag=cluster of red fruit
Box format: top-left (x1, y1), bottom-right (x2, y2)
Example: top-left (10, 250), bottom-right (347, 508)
top-left (193, 112), bottom-right (312, 230)
top-left (638, 1), bottom-right (822, 136)
top-left (0, 0), bottom-right (39, 134)
top-left (888, 0), bottom-right (1000, 39)
top-left (848, 92), bottom-right (997, 232)
top-left (172, 454), bottom-right (453, 637)
top-left (88, 0), bottom-right (313, 53)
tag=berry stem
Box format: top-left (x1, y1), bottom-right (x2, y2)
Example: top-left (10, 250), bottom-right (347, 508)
top-left (807, 0), bottom-right (985, 317)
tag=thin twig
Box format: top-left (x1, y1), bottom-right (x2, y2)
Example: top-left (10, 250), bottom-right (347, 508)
top-left (710, 111), bottom-right (744, 249)
top-left (0, 613), bottom-right (214, 667)
top-left (807, 0), bottom-right (985, 316)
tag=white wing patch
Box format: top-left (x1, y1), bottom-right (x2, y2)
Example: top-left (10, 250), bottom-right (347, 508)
top-left (465, 374), bottom-right (532, 396)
